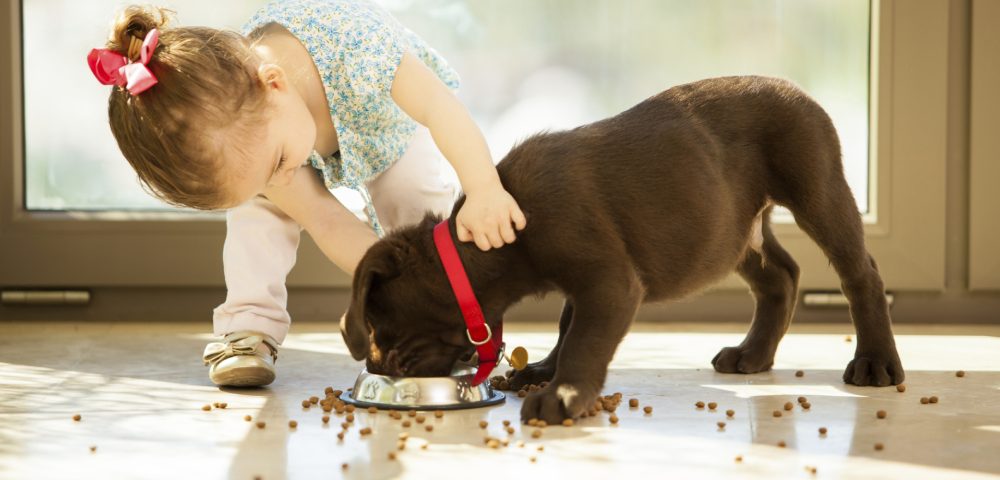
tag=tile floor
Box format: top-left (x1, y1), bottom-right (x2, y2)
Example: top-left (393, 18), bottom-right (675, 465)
top-left (0, 321), bottom-right (998, 480)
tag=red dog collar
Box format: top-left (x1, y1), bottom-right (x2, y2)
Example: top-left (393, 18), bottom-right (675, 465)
top-left (433, 220), bottom-right (503, 386)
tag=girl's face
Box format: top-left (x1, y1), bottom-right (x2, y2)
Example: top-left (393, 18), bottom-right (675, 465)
top-left (222, 64), bottom-right (317, 208)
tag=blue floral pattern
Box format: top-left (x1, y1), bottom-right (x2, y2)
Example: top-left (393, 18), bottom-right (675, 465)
top-left (243, 0), bottom-right (460, 236)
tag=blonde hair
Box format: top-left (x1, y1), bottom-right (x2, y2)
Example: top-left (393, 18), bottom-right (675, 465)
top-left (105, 5), bottom-right (268, 210)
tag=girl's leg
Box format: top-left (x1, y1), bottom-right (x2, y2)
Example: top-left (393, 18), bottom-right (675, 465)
top-left (212, 195), bottom-right (301, 345)
top-left (366, 126), bottom-right (458, 230)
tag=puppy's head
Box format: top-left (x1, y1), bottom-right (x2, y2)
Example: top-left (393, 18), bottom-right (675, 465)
top-left (340, 214), bottom-right (482, 377)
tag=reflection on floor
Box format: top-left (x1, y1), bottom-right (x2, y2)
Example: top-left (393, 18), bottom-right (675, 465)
top-left (0, 321), bottom-right (998, 480)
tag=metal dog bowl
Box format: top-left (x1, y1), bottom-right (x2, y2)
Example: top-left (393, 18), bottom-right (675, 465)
top-left (339, 364), bottom-right (505, 410)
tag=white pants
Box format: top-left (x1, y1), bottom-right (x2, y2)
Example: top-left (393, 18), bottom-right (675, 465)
top-left (212, 126), bottom-right (457, 343)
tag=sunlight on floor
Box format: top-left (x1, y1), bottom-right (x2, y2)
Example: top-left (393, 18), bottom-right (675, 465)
top-left (1, 323), bottom-right (998, 479)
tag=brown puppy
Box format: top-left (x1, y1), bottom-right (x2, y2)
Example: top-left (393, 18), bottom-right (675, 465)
top-left (341, 76), bottom-right (904, 424)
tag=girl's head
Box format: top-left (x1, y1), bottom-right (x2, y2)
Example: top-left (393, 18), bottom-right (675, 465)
top-left (101, 6), bottom-right (314, 210)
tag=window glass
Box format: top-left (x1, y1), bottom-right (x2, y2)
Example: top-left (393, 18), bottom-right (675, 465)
top-left (24, 0), bottom-right (869, 213)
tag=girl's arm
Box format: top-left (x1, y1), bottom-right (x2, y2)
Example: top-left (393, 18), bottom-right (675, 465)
top-left (264, 165), bottom-right (378, 276)
top-left (390, 52), bottom-right (526, 251)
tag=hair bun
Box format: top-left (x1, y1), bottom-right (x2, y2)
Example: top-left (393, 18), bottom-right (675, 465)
top-left (107, 5), bottom-right (174, 61)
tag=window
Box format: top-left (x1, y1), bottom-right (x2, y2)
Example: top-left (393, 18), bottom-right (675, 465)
top-left (23, 0), bottom-right (870, 213)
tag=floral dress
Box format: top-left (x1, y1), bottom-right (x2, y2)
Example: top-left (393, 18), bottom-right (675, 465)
top-left (243, 0), bottom-right (460, 236)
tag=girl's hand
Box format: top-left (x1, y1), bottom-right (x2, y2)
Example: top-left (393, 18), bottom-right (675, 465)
top-left (456, 186), bottom-right (527, 251)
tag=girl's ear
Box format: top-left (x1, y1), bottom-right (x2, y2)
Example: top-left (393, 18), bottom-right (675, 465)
top-left (257, 63), bottom-right (289, 91)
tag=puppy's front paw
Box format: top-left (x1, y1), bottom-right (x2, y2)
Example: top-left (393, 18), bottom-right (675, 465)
top-left (711, 345), bottom-right (774, 374)
top-left (504, 360), bottom-right (555, 391)
top-left (519, 382), bottom-right (595, 424)
top-left (843, 350), bottom-right (904, 386)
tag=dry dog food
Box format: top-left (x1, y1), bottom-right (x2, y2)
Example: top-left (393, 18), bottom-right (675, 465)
top-left (643, 406), bottom-right (653, 414)
top-left (773, 410), bottom-right (782, 418)
top-left (531, 430), bottom-right (542, 439)
top-left (630, 399), bottom-right (640, 408)
top-left (434, 410), bottom-right (444, 418)
top-left (346, 405), bottom-right (356, 413)
top-left (322, 415), bottom-right (330, 424)
top-left (202, 405), bottom-right (212, 411)
top-left (707, 402), bottom-right (717, 410)
top-left (956, 370), bottom-right (966, 377)
top-left (244, 415), bottom-right (252, 422)
top-left (256, 421), bottom-right (266, 429)
top-left (388, 452), bottom-right (397, 460)
top-left (359, 427), bottom-right (372, 436)
top-left (301, 400), bottom-right (311, 408)
top-left (502, 420), bottom-right (511, 427)
top-left (777, 441), bottom-right (786, 448)
top-left (309, 396), bottom-right (319, 404)
top-left (341, 463), bottom-right (348, 471)
top-left (537, 445), bottom-right (545, 452)
top-left (537, 420), bottom-right (548, 428)
top-left (487, 439), bottom-right (501, 449)
top-left (819, 427), bottom-right (828, 435)
top-left (876, 410), bottom-right (887, 419)
top-left (407, 410), bottom-right (417, 417)
top-left (73, 414), bottom-right (82, 421)
top-left (929, 396), bottom-right (939, 403)
top-left (89, 446), bottom-right (97, 453)
top-left (920, 397), bottom-right (930, 404)
top-left (783, 402), bottom-right (794, 411)
top-left (530, 456), bottom-right (537, 463)
top-left (874, 443), bottom-right (884, 451)
top-left (797, 396), bottom-right (807, 404)
top-left (425, 425), bottom-right (434, 432)
top-left (562, 419), bottom-right (574, 427)
top-left (479, 421), bottom-right (488, 429)
top-left (518, 390), bottom-right (527, 398)
top-left (340, 422), bottom-right (350, 430)
top-left (402, 420), bottom-right (411, 428)
top-left (717, 421), bottom-right (726, 429)
top-left (336, 432), bottom-right (344, 440)
top-left (415, 415), bottom-right (426, 424)
top-left (726, 409), bottom-right (735, 418)
top-left (289, 420), bottom-right (298, 429)
top-left (346, 414), bottom-right (355, 422)
top-left (734, 455), bottom-right (743, 463)
top-left (896, 384), bottom-right (906, 392)
top-left (795, 370), bottom-right (804, 377)
top-left (801, 402), bottom-right (811, 410)
top-left (368, 407), bottom-right (378, 414)
top-left (609, 415), bottom-right (619, 424)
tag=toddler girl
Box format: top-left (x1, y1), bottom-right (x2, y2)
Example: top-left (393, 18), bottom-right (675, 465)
top-left (89, 0), bottom-right (526, 387)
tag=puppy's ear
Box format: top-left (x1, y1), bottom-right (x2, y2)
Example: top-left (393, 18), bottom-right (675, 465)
top-left (341, 244), bottom-right (400, 361)
top-left (419, 212), bottom-right (444, 229)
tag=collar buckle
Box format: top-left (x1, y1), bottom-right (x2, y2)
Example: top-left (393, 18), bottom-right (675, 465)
top-left (465, 323), bottom-right (493, 346)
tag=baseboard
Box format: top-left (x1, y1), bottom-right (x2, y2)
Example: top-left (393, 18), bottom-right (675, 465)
top-left (1, 287), bottom-right (998, 325)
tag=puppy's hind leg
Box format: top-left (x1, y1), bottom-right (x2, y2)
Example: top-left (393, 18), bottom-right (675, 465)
top-left (506, 300), bottom-right (572, 390)
top-left (787, 179), bottom-right (904, 386)
top-left (713, 208), bottom-right (800, 374)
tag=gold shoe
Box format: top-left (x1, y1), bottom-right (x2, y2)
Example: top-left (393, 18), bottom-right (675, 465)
top-left (203, 331), bottom-right (279, 387)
